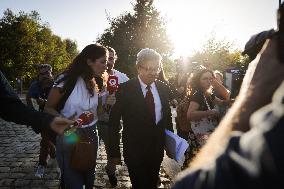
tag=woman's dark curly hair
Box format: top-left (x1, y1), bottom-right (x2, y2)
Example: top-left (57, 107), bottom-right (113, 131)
top-left (188, 68), bottom-right (214, 95)
top-left (56, 44), bottom-right (108, 96)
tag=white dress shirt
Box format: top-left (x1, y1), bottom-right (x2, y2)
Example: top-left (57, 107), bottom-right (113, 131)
top-left (112, 69), bottom-right (129, 84)
top-left (138, 76), bottom-right (162, 124)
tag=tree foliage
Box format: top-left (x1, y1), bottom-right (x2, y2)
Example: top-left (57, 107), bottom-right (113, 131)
top-left (97, 0), bottom-right (173, 77)
top-left (190, 35), bottom-right (250, 71)
top-left (0, 9), bottom-right (78, 85)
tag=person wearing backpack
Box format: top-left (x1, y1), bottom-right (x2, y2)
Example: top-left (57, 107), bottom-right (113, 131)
top-left (26, 64), bottom-right (56, 178)
top-left (44, 44), bottom-right (108, 189)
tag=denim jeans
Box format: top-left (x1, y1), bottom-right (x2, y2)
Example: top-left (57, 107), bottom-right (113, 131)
top-left (56, 124), bottom-right (98, 189)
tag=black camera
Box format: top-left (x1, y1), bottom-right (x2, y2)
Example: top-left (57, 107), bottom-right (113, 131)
top-left (242, 29), bottom-right (275, 60)
top-left (243, 2), bottom-right (284, 63)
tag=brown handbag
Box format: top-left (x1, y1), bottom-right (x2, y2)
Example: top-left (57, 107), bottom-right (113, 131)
top-left (69, 131), bottom-right (96, 172)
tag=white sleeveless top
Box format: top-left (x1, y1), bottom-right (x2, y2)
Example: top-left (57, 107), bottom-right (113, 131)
top-left (55, 76), bottom-right (98, 127)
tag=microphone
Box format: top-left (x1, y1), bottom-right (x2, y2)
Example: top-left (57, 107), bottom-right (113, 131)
top-left (79, 111), bottom-right (94, 125)
top-left (64, 111), bottom-right (94, 136)
top-left (106, 75), bottom-right (119, 113)
top-left (107, 75), bottom-right (119, 94)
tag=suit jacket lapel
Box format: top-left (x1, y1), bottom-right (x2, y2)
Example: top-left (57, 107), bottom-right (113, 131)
top-left (133, 78), bottom-right (144, 99)
top-left (131, 78), bottom-right (149, 118)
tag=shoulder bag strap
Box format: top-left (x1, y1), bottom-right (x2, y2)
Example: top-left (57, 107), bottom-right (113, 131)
top-left (203, 95), bottom-right (211, 110)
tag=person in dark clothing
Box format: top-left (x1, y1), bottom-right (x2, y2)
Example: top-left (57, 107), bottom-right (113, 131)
top-left (108, 48), bottom-right (173, 189)
top-left (0, 70), bottom-right (73, 135)
top-left (26, 64), bottom-right (54, 111)
top-left (26, 64), bottom-right (56, 178)
top-left (172, 37), bottom-right (284, 188)
top-left (168, 59), bottom-right (190, 141)
top-left (169, 59), bottom-right (189, 102)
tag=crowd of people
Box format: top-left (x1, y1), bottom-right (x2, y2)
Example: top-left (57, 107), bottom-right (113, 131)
top-left (0, 3), bottom-right (283, 189)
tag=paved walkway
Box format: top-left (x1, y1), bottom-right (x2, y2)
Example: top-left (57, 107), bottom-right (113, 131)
top-left (0, 95), bottom-right (181, 188)
top-left (0, 118), bottom-right (174, 188)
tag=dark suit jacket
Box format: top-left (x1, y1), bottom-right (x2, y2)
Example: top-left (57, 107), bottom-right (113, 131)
top-left (109, 77), bottom-right (173, 166)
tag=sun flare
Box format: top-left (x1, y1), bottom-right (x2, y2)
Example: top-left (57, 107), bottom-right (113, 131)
top-left (158, 1), bottom-right (214, 57)
top-left (156, 0), bottom-right (239, 58)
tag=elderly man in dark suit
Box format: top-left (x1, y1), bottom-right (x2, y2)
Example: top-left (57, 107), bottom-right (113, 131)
top-left (108, 48), bottom-right (173, 189)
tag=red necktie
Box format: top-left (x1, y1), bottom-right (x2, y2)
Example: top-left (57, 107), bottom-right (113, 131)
top-left (145, 85), bottom-right (156, 123)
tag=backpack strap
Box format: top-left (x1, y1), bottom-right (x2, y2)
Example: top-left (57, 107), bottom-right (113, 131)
top-left (55, 79), bottom-right (77, 112)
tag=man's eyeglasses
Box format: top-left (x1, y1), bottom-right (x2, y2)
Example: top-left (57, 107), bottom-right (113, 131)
top-left (140, 65), bottom-right (161, 73)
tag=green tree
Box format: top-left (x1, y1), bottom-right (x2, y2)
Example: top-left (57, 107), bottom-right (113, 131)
top-left (0, 9), bottom-right (78, 86)
top-left (97, 0), bottom-right (173, 77)
top-left (190, 35), bottom-right (250, 71)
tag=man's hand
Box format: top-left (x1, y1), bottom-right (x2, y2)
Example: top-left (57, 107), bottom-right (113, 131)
top-left (49, 116), bottom-right (74, 135)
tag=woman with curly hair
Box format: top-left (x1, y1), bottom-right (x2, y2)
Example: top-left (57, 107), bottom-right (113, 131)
top-left (183, 68), bottom-right (230, 167)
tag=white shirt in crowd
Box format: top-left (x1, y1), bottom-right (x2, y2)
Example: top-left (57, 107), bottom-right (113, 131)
top-left (112, 69), bottom-right (129, 84)
top-left (98, 69), bottom-right (129, 122)
top-left (101, 68), bottom-right (129, 97)
top-left (138, 76), bottom-right (162, 125)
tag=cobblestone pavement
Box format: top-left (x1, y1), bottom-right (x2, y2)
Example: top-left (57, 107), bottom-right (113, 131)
top-left (0, 118), bottom-right (174, 189)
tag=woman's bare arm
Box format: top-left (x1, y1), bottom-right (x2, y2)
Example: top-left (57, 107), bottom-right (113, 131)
top-left (212, 78), bottom-right (231, 101)
top-left (188, 38), bottom-right (284, 169)
top-left (187, 101), bottom-right (219, 121)
top-left (44, 87), bottom-right (63, 116)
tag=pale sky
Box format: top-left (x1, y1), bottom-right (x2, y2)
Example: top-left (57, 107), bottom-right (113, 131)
top-left (0, 0), bottom-right (280, 57)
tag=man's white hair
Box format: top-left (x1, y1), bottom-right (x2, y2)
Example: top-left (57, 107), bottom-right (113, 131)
top-left (136, 48), bottom-right (162, 66)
